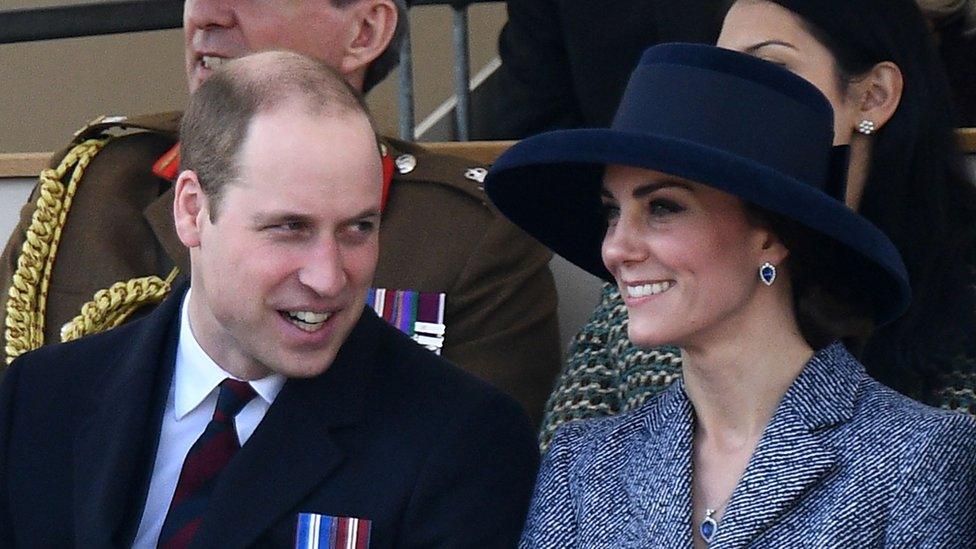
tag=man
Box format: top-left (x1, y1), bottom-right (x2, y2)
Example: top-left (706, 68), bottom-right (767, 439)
top-left (0, 51), bottom-right (539, 547)
top-left (485, 0), bottom-right (723, 138)
top-left (0, 0), bottom-right (560, 424)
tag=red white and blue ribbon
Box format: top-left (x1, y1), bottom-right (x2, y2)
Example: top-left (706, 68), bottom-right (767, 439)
top-left (295, 513), bottom-right (371, 549)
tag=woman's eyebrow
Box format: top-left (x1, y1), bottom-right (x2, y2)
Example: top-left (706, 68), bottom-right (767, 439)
top-left (632, 181), bottom-right (692, 198)
top-left (600, 180), bottom-right (692, 199)
top-left (744, 40), bottom-right (798, 54)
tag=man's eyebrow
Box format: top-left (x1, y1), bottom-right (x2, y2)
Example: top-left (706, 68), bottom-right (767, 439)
top-left (250, 211), bottom-right (315, 225)
top-left (743, 40), bottom-right (798, 54)
top-left (341, 208), bottom-right (382, 223)
top-left (600, 180), bottom-right (693, 199)
top-left (252, 207), bottom-right (382, 225)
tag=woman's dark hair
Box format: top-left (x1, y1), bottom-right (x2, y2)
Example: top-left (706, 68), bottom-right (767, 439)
top-left (734, 0), bottom-right (976, 401)
top-left (748, 208), bottom-right (876, 351)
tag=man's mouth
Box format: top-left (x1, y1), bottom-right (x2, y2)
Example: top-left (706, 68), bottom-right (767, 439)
top-left (281, 310), bottom-right (333, 332)
top-left (625, 281), bottom-right (674, 298)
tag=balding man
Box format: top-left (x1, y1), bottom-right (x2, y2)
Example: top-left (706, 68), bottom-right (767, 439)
top-left (0, 51), bottom-right (538, 548)
top-left (0, 0), bottom-right (560, 424)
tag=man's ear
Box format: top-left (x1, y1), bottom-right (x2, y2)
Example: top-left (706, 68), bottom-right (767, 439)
top-left (851, 61), bottom-right (904, 133)
top-left (338, 0), bottom-right (398, 77)
top-left (173, 170), bottom-right (209, 248)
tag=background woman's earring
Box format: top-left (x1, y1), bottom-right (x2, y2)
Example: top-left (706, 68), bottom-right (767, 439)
top-left (759, 262), bottom-right (776, 286)
top-left (857, 119), bottom-right (876, 135)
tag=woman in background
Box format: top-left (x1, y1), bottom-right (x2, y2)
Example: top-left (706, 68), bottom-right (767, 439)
top-left (486, 42), bottom-right (976, 548)
top-left (540, 0), bottom-right (976, 450)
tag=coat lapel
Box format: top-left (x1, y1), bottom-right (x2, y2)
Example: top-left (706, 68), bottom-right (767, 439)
top-left (711, 344), bottom-right (862, 547)
top-left (72, 286), bottom-right (184, 547)
top-left (189, 309), bottom-right (381, 548)
top-left (620, 381), bottom-right (696, 547)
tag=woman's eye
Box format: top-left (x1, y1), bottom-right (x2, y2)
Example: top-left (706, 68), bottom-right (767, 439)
top-left (760, 57), bottom-right (788, 69)
top-left (600, 203), bottom-right (620, 225)
top-left (649, 199), bottom-right (684, 216)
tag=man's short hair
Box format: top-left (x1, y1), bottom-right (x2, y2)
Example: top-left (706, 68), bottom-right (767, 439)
top-left (180, 50), bottom-right (378, 219)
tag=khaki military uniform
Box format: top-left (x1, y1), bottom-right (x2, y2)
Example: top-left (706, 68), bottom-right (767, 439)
top-left (0, 112), bottom-right (561, 424)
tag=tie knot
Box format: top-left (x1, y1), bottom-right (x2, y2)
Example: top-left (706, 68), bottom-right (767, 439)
top-left (213, 378), bottom-right (257, 424)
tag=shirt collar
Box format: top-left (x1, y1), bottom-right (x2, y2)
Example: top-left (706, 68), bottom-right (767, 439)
top-left (174, 289), bottom-right (286, 420)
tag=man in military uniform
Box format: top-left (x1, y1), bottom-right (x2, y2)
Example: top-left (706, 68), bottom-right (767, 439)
top-left (0, 0), bottom-right (560, 424)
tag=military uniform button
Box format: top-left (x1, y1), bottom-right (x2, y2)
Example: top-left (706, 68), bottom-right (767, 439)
top-left (464, 167), bottom-right (487, 187)
top-left (395, 154), bottom-right (417, 174)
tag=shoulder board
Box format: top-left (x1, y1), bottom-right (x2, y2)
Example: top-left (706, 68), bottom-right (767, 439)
top-left (382, 137), bottom-right (492, 207)
top-left (72, 111), bottom-right (183, 144)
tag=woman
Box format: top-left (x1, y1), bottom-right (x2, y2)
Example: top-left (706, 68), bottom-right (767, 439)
top-left (540, 0), bottom-right (976, 451)
top-left (485, 43), bottom-right (976, 547)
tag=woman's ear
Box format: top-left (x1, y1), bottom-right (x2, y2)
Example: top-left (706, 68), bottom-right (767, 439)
top-left (173, 170), bottom-right (208, 248)
top-left (338, 0), bottom-right (398, 78)
top-left (850, 61), bottom-right (904, 133)
top-left (759, 228), bottom-right (790, 266)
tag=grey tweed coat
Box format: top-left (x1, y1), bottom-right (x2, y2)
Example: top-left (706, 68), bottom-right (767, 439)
top-left (521, 343), bottom-right (976, 548)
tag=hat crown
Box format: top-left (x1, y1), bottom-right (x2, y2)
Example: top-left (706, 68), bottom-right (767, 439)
top-left (612, 44), bottom-right (837, 195)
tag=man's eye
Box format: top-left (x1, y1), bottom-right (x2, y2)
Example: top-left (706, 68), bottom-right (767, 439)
top-left (344, 219), bottom-right (378, 238)
top-left (354, 220), bottom-right (376, 233)
top-left (264, 221), bottom-right (307, 234)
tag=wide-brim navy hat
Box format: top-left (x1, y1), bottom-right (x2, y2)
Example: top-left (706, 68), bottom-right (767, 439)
top-left (485, 43), bottom-right (911, 325)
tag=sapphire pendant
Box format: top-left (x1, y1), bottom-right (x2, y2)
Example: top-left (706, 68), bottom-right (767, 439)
top-left (699, 508), bottom-right (718, 544)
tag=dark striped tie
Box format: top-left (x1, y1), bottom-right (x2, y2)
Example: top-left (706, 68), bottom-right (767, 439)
top-left (157, 378), bottom-right (257, 548)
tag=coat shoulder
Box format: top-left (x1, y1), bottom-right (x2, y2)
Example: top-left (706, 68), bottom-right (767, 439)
top-left (69, 112), bottom-right (181, 144)
top-left (547, 387), bottom-right (674, 461)
top-left (849, 378), bottom-right (976, 474)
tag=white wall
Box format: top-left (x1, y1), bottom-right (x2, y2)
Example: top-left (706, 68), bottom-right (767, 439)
top-left (0, 178), bottom-right (33, 243)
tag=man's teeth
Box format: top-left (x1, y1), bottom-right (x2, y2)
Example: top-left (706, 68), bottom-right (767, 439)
top-left (626, 281), bottom-right (673, 298)
top-left (201, 55), bottom-right (227, 70)
top-left (283, 310), bottom-right (331, 332)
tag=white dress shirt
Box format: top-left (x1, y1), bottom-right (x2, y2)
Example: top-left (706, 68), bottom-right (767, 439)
top-left (132, 291), bottom-right (286, 548)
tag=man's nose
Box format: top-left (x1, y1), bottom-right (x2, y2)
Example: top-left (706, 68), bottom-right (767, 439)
top-left (184, 0), bottom-right (236, 29)
top-left (298, 240), bottom-right (349, 297)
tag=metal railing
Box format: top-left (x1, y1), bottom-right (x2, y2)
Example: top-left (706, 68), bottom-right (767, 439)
top-left (0, 0), bottom-right (495, 140)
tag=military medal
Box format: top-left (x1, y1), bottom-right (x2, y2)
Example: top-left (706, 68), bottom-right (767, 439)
top-left (295, 513), bottom-right (370, 549)
top-left (368, 288), bottom-right (446, 354)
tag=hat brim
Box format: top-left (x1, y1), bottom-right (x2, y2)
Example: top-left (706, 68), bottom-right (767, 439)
top-left (486, 128), bottom-right (911, 325)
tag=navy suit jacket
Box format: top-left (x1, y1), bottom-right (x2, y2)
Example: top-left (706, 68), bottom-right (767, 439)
top-left (0, 286), bottom-right (539, 548)
top-left (521, 343), bottom-right (976, 548)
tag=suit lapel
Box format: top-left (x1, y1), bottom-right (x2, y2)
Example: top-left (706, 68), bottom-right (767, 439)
top-left (620, 382), bottom-right (695, 547)
top-left (190, 309), bottom-right (381, 548)
top-left (711, 344), bottom-right (862, 547)
top-left (72, 286), bottom-right (184, 547)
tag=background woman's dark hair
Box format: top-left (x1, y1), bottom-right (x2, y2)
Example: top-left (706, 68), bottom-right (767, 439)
top-left (733, 0), bottom-right (976, 401)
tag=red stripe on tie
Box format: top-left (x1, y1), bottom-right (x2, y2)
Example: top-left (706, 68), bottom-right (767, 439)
top-left (158, 379), bottom-right (256, 548)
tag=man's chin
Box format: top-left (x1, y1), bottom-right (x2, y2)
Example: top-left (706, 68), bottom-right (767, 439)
top-left (271, 347), bottom-right (342, 379)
